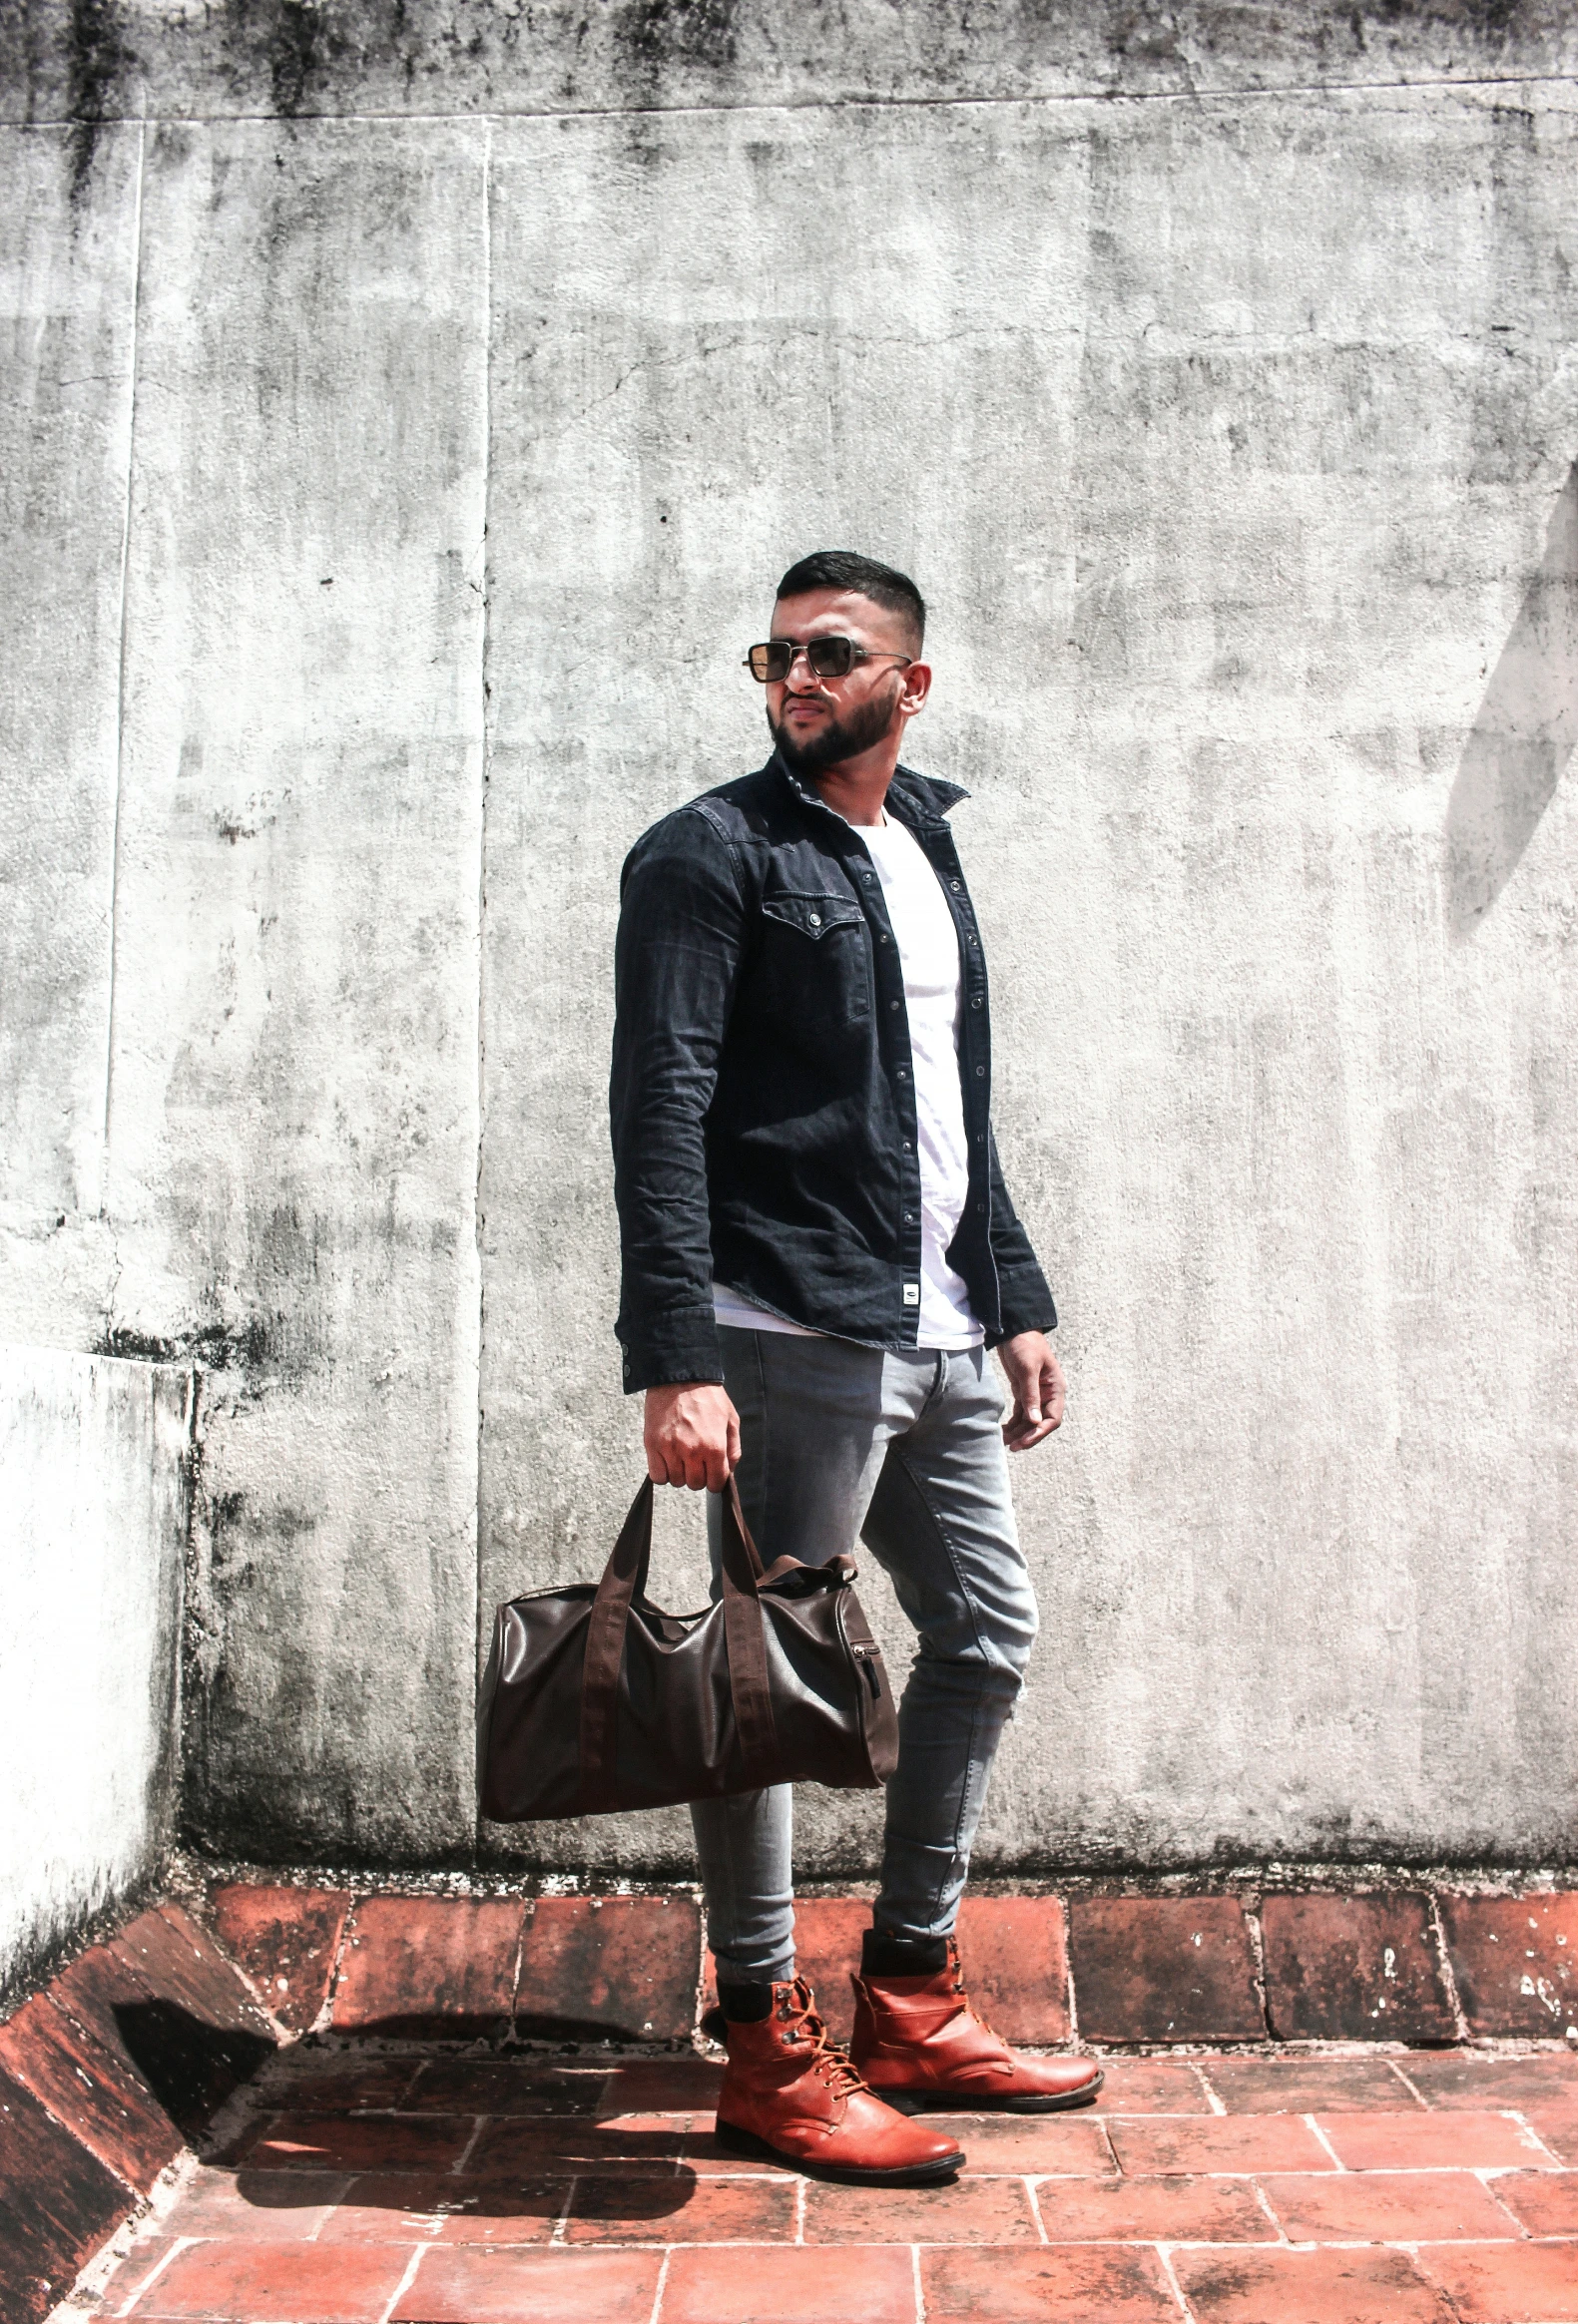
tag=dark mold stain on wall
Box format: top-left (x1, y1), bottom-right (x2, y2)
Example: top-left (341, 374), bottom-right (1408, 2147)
top-left (99, 1316), bottom-right (283, 1372)
top-left (263, 0), bottom-right (323, 116)
top-left (616, 0), bottom-right (739, 79)
top-left (66, 0), bottom-right (130, 201)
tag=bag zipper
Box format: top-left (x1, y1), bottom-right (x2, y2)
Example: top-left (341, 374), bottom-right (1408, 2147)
top-left (850, 1641), bottom-right (882, 1700)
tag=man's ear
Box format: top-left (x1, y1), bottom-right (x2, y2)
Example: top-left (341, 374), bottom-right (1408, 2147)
top-left (898, 660), bottom-right (932, 717)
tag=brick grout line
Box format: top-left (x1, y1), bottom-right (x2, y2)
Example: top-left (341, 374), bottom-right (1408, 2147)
top-left (1023, 2174), bottom-right (1051, 2243)
top-left (1386, 2056), bottom-right (1430, 2107)
top-left (508, 1892), bottom-right (530, 2034)
top-left (1241, 1896), bottom-right (1273, 2041)
top-left (312, 1892), bottom-right (364, 2034)
top-left (1472, 2166), bottom-right (1535, 2239)
top-left (1154, 2242), bottom-right (1203, 2321)
top-left (1248, 2177), bottom-right (1293, 2243)
top-left (115, 2234), bottom-right (193, 2318)
top-left (793, 2175), bottom-right (806, 2244)
top-left (1305, 2114), bottom-right (1347, 2170)
top-left (648, 2246), bottom-right (673, 2324)
top-left (305, 2174), bottom-right (359, 2241)
top-left (1193, 2061), bottom-right (1230, 2116)
top-left (391, 2058), bottom-right (426, 2108)
top-left (449, 2114), bottom-right (488, 2175)
top-left (1426, 1890), bottom-right (1473, 2045)
top-left (1505, 2106), bottom-right (1566, 2165)
top-left (911, 2240), bottom-right (926, 2324)
top-left (377, 2244), bottom-right (425, 2324)
top-left (551, 2173), bottom-right (577, 2243)
top-left (689, 1897), bottom-right (709, 2049)
top-left (1062, 1890), bottom-right (1079, 2049)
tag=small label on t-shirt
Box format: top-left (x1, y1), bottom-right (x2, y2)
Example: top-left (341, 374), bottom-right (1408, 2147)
top-left (902, 1283), bottom-right (920, 1306)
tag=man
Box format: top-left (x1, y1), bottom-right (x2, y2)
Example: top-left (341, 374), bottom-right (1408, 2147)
top-left (610, 550), bottom-right (1100, 2184)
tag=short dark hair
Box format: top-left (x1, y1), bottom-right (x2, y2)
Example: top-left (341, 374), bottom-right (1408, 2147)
top-left (775, 550), bottom-right (926, 652)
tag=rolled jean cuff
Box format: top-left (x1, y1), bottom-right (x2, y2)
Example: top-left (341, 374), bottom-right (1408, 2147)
top-left (713, 1944), bottom-right (797, 1988)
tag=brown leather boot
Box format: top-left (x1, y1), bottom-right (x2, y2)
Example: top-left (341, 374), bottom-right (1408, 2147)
top-left (714, 1977), bottom-right (965, 2182)
top-left (850, 1938), bottom-right (1104, 2113)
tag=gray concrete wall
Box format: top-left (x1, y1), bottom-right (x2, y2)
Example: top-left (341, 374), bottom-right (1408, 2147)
top-left (3, 4), bottom-right (1576, 1873)
top-left (0, 1350), bottom-right (191, 2000)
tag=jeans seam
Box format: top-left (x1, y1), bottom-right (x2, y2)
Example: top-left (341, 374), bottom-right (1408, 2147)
top-left (882, 1441), bottom-right (995, 1928)
top-left (752, 1327), bottom-right (772, 1557)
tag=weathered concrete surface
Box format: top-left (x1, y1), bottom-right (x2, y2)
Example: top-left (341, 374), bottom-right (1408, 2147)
top-left (3, 28), bottom-right (1578, 1874)
top-left (0, 1348), bottom-right (191, 2001)
top-left (0, 126), bottom-right (136, 1348)
top-left (103, 119), bottom-right (488, 1863)
top-left (481, 84), bottom-right (1578, 1874)
top-left (7, 1), bottom-right (1578, 131)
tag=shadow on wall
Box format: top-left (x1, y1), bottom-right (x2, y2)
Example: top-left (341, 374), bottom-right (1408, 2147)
top-left (1447, 454), bottom-right (1578, 937)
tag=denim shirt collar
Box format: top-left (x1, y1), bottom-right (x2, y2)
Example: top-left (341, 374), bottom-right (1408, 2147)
top-left (769, 750), bottom-right (969, 830)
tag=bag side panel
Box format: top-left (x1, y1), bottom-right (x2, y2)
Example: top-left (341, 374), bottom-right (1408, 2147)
top-left (476, 1609), bottom-right (505, 1816)
top-left (839, 1588), bottom-right (900, 1781)
top-left (757, 1587), bottom-right (887, 1791)
top-left (480, 1594), bottom-right (594, 1821)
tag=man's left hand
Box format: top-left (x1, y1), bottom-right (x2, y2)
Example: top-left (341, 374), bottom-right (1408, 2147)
top-left (997, 1331), bottom-right (1066, 1453)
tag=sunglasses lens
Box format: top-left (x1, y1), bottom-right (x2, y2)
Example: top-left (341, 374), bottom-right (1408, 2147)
top-left (806, 637), bottom-right (855, 678)
top-left (748, 643), bottom-right (790, 682)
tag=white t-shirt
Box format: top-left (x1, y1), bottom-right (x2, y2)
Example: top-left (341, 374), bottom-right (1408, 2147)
top-left (714, 811), bottom-right (983, 1351)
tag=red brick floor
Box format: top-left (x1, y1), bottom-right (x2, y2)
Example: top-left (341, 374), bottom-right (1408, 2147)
top-left (78, 2045), bottom-right (1578, 2322)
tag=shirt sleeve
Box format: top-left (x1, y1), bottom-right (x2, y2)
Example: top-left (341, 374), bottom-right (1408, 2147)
top-left (985, 1126), bottom-right (1059, 1342)
top-left (610, 807), bottom-right (747, 1392)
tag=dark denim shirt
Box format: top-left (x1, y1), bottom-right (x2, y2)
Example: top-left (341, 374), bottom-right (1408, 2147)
top-left (610, 751), bottom-right (1056, 1392)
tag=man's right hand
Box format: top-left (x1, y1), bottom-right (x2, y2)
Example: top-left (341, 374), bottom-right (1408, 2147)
top-left (644, 1382), bottom-right (742, 1491)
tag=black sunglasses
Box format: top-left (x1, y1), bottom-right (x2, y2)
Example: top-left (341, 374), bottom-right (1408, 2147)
top-left (743, 637), bottom-right (913, 684)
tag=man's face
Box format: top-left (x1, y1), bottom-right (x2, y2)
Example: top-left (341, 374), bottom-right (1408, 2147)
top-left (765, 588), bottom-right (919, 774)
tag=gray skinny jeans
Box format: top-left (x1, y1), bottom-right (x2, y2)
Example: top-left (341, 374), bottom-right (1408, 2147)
top-left (693, 1328), bottom-right (1039, 1986)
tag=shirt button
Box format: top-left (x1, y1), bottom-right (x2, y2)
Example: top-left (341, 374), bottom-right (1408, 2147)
top-left (975, 1201), bottom-right (985, 1214)
top-left (889, 1000), bottom-right (900, 1012)
top-left (896, 1067), bottom-right (908, 1080)
top-left (903, 1140), bottom-right (913, 1153)
top-left (975, 1065), bottom-right (986, 1077)
top-left (878, 933), bottom-right (889, 944)
top-left (950, 879), bottom-right (962, 891)
top-left (904, 1210), bottom-right (915, 1222)
top-left (808, 912), bottom-right (821, 927)
top-left (970, 996), bottom-right (982, 1010)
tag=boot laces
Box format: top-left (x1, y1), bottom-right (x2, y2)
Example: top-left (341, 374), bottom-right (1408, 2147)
top-left (778, 1977), bottom-right (867, 2096)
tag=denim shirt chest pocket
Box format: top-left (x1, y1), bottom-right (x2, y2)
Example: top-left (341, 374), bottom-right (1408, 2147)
top-left (756, 888), bottom-right (871, 1022)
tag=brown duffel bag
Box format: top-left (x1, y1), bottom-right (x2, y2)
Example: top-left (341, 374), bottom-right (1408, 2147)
top-left (478, 1476), bottom-right (899, 1821)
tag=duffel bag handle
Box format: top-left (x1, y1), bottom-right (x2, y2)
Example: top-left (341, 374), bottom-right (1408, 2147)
top-left (577, 1476), bottom-right (780, 1813)
top-left (718, 1477), bottom-right (782, 1788)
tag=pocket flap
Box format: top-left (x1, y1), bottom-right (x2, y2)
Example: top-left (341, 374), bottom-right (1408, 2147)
top-left (761, 891), bottom-right (863, 940)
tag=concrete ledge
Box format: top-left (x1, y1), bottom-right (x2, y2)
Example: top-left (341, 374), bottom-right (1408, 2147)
top-left (199, 1878), bottom-right (1578, 2053)
top-left (0, 1906), bottom-right (278, 2324)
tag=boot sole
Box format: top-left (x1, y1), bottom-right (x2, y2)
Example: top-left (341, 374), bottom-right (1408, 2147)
top-left (713, 2116), bottom-right (963, 2184)
top-left (866, 2069), bottom-right (1105, 2116)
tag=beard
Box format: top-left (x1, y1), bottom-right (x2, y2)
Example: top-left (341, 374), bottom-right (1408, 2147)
top-left (768, 684), bottom-right (901, 774)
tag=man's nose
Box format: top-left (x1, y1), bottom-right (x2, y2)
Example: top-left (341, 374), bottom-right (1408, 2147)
top-left (783, 646), bottom-right (820, 688)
